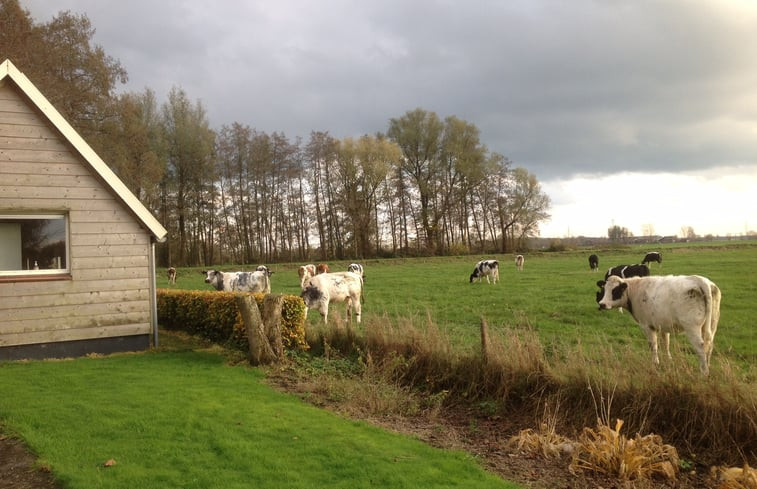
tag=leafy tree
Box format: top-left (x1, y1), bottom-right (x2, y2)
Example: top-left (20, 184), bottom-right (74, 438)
top-left (0, 1), bottom-right (127, 142)
top-left (608, 225), bottom-right (632, 243)
top-left (159, 87), bottom-right (216, 266)
top-left (305, 131), bottom-right (340, 258)
top-left (680, 226), bottom-right (696, 240)
top-left (494, 167), bottom-right (551, 252)
top-left (387, 108), bottom-right (444, 253)
top-left (100, 89), bottom-right (165, 207)
top-left (335, 135), bottom-right (400, 258)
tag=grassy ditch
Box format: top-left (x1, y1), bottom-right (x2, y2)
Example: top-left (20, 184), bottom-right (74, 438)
top-left (294, 315), bottom-right (756, 469)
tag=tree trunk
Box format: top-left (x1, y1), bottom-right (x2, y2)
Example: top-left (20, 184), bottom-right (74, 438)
top-left (235, 294), bottom-right (283, 366)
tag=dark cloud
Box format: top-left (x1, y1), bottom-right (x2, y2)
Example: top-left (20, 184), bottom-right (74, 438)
top-left (22, 0), bottom-right (757, 183)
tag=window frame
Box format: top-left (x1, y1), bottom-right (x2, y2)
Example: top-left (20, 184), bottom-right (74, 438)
top-left (0, 212), bottom-right (71, 281)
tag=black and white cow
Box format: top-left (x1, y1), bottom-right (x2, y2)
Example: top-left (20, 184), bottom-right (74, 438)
top-left (470, 259), bottom-right (499, 284)
top-left (300, 271), bottom-right (363, 324)
top-left (596, 275), bottom-right (721, 374)
top-left (201, 269), bottom-right (271, 293)
top-left (604, 264), bottom-right (650, 281)
top-left (642, 252), bottom-right (662, 267)
top-left (347, 263), bottom-right (364, 278)
top-left (256, 265), bottom-right (274, 277)
top-left (588, 254), bottom-right (599, 272)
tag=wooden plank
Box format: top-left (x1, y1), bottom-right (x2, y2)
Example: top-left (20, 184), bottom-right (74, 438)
top-left (71, 243), bottom-right (150, 259)
top-left (71, 233), bottom-right (151, 247)
top-left (0, 148), bottom-right (78, 165)
top-left (0, 160), bottom-right (91, 176)
top-left (70, 207), bottom-right (141, 223)
top-left (0, 288), bottom-right (148, 310)
top-left (71, 255), bottom-right (149, 270)
top-left (0, 97), bottom-right (28, 113)
top-left (0, 198), bottom-right (135, 212)
top-left (73, 267), bottom-right (149, 281)
top-left (0, 185), bottom-right (112, 200)
top-left (72, 221), bottom-right (147, 235)
top-left (2, 172), bottom-right (101, 188)
top-left (0, 323), bottom-right (151, 347)
top-left (0, 122), bottom-right (66, 140)
top-left (0, 131), bottom-right (70, 151)
top-left (0, 110), bottom-right (40, 125)
top-left (0, 300), bottom-right (150, 323)
top-left (0, 278), bottom-right (149, 297)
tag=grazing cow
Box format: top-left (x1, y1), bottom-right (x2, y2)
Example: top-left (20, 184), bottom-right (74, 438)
top-left (596, 275), bottom-right (721, 374)
top-left (167, 267), bottom-right (177, 284)
top-left (347, 263), bottom-right (364, 278)
top-left (515, 254), bottom-right (524, 271)
top-left (604, 264), bottom-right (650, 281)
top-left (301, 271), bottom-right (363, 324)
top-left (298, 264), bottom-right (317, 289)
top-left (642, 251), bottom-right (662, 267)
top-left (201, 269), bottom-right (271, 293)
top-left (316, 263), bottom-right (330, 274)
top-left (588, 254), bottom-right (599, 272)
top-left (470, 259), bottom-right (499, 284)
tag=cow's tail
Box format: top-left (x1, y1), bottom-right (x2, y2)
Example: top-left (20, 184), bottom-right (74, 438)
top-left (360, 275), bottom-right (365, 304)
top-left (704, 281), bottom-right (721, 361)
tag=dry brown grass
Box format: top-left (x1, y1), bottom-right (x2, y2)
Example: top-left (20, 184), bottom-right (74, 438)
top-left (569, 418), bottom-right (679, 481)
top-left (712, 464), bottom-right (757, 489)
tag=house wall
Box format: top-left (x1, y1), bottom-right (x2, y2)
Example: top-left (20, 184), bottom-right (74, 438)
top-left (0, 81), bottom-right (152, 358)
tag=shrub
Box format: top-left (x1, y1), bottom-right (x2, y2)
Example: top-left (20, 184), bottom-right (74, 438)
top-left (157, 289), bottom-right (308, 351)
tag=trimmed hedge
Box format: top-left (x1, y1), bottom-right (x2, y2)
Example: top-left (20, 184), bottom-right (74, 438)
top-left (157, 289), bottom-right (308, 351)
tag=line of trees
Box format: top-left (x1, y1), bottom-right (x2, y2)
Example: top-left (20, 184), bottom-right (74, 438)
top-left (2, 1), bottom-right (551, 266)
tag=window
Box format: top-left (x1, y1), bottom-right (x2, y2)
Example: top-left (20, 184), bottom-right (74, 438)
top-left (0, 214), bottom-right (69, 277)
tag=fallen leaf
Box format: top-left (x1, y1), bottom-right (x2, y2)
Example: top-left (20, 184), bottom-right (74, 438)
top-left (103, 459), bottom-right (117, 467)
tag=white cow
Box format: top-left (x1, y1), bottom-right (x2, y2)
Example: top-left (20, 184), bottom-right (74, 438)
top-left (298, 264), bottom-right (316, 289)
top-left (470, 259), bottom-right (499, 284)
top-left (515, 254), bottom-right (524, 271)
top-left (201, 270), bottom-right (271, 294)
top-left (300, 271), bottom-right (363, 324)
top-left (596, 275), bottom-right (721, 374)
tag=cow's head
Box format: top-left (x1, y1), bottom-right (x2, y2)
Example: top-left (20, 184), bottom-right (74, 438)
top-left (596, 276), bottom-right (628, 310)
top-left (469, 270), bottom-right (479, 283)
top-left (256, 265), bottom-right (274, 277)
top-left (201, 270), bottom-right (224, 290)
top-left (300, 284), bottom-right (322, 307)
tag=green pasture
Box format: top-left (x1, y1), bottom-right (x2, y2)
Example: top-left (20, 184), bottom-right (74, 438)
top-left (0, 350), bottom-right (517, 489)
top-left (167, 241), bottom-right (757, 371)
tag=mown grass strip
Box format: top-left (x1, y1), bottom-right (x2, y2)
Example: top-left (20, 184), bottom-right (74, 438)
top-left (0, 351), bottom-right (520, 489)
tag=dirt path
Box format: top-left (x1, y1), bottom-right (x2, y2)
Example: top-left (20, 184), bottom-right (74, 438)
top-left (0, 435), bottom-right (59, 489)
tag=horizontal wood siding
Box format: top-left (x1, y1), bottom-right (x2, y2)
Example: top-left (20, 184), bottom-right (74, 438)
top-left (0, 81), bottom-right (156, 350)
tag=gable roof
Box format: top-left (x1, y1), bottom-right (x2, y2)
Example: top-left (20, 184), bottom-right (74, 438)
top-left (0, 59), bottom-right (167, 242)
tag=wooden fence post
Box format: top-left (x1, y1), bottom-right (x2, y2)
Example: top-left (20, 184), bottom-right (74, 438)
top-left (261, 295), bottom-right (284, 361)
top-left (235, 294), bottom-right (280, 366)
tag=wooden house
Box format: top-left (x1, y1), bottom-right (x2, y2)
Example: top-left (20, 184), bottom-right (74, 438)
top-left (0, 59), bottom-right (168, 360)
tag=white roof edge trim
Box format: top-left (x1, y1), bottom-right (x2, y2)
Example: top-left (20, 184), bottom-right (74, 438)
top-left (0, 59), bottom-right (168, 242)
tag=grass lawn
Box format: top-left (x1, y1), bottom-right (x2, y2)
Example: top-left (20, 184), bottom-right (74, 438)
top-left (0, 348), bottom-right (521, 489)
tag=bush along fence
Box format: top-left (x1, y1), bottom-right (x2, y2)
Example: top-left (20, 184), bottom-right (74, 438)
top-left (156, 289), bottom-right (308, 363)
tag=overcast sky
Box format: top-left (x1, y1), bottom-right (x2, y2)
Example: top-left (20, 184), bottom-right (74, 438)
top-left (22, 0), bottom-right (757, 238)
